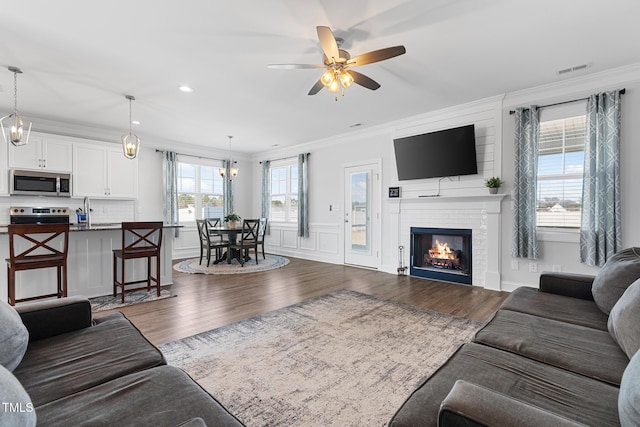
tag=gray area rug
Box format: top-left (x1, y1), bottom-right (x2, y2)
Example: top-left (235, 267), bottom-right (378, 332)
top-left (173, 254), bottom-right (289, 275)
top-left (90, 288), bottom-right (175, 312)
top-left (159, 289), bottom-right (482, 426)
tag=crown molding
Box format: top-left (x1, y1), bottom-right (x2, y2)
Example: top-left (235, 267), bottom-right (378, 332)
top-left (504, 63), bottom-right (640, 108)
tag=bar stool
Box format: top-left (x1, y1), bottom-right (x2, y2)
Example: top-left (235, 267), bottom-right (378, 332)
top-left (113, 222), bottom-right (163, 303)
top-left (7, 223), bottom-right (70, 306)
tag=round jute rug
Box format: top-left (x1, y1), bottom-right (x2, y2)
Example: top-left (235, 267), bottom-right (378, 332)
top-left (173, 254), bottom-right (289, 274)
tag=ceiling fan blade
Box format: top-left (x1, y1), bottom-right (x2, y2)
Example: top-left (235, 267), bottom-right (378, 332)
top-left (308, 79), bottom-right (324, 95)
top-left (267, 64), bottom-right (325, 69)
top-left (348, 45), bottom-right (406, 67)
top-left (316, 26), bottom-right (340, 63)
top-left (349, 70), bottom-right (381, 91)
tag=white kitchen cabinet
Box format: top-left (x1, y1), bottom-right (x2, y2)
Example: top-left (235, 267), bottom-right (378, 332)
top-left (8, 133), bottom-right (73, 172)
top-left (73, 143), bottom-right (138, 199)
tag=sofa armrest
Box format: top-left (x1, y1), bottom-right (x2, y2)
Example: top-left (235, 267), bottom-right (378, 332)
top-left (15, 296), bottom-right (92, 341)
top-left (539, 272), bottom-right (595, 300)
top-left (439, 380), bottom-right (586, 427)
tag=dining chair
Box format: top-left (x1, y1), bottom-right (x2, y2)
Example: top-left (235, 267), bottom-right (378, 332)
top-left (6, 223), bottom-right (70, 306)
top-left (257, 217), bottom-right (268, 259)
top-left (113, 222), bottom-right (163, 304)
top-left (197, 219), bottom-right (229, 266)
top-left (228, 219), bottom-right (260, 266)
top-left (205, 217), bottom-right (226, 244)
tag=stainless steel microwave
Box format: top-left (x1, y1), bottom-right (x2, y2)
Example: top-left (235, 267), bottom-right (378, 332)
top-left (10, 170), bottom-right (71, 197)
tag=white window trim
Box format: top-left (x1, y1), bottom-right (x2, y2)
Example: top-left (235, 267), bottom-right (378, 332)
top-left (269, 159), bottom-right (298, 224)
top-left (177, 157), bottom-right (225, 225)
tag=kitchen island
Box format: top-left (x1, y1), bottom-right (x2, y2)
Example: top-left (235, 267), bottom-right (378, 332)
top-left (0, 223), bottom-right (179, 303)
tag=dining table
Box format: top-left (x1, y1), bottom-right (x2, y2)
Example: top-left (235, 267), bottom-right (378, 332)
top-left (208, 226), bottom-right (247, 264)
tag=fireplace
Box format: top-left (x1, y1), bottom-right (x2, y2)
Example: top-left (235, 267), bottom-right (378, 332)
top-left (410, 227), bottom-right (472, 285)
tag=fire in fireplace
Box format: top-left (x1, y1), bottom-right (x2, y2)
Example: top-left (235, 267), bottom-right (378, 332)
top-left (410, 227), bottom-right (472, 285)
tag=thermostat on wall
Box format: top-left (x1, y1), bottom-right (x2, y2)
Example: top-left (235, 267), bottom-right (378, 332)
top-left (388, 187), bottom-right (400, 198)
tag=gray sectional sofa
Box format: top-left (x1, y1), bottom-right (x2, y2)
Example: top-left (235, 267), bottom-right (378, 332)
top-left (390, 249), bottom-right (640, 426)
top-left (0, 296), bottom-right (243, 426)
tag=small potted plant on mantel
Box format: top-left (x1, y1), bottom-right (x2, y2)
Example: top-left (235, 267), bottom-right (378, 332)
top-left (485, 177), bottom-right (502, 194)
top-left (224, 213), bottom-right (241, 228)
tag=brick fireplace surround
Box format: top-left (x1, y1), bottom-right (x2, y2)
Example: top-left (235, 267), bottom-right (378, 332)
top-left (390, 194), bottom-right (505, 290)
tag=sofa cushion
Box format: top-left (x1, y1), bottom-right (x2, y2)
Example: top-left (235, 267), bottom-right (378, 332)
top-left (0, 364), bottom-right (36, 427)
top-left (35, 366), bottom-right (243, 427)
top-left (388, 343), bottom-right (620, 427)
top-left (592, 247), bottom-right (640, 314)
top-left (13, 312), bottom-right (165, 406)
top-left (499, 286), bottom-right (609, 331)
top-left (475, 309), bottom-right (629, 385)
top-left (0, 300), bottom-right (29, 372)
top-left (619, 349), bottom-right (640, 427)
top-left (608, 279), bottom-right (640, 359)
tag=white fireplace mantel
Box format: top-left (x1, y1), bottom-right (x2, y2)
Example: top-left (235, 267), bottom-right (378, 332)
top-left (389, 193), bottom-right (506, 291)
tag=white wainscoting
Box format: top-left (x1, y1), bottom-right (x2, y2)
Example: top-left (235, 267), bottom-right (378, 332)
top-left (171, 222), bottom-right (342, 265)
top-left (265, 223), bottom-right (342, 264)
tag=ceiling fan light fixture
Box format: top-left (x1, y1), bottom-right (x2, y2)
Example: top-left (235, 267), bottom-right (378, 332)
top-left (339, 70), bottom-right (354, 88)
top-left (320, 69), bottom-right (335, 86)
top-left (328, 77), bottom-right (341, 93)
top-left (1, 66), bottom-right (32, 147)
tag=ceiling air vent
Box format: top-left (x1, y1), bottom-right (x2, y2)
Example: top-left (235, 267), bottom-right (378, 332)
top-left (557, 64), bottom-right (588, 75)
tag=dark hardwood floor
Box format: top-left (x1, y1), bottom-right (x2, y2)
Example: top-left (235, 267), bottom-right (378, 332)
top-left (95, 257), bottom-right (508, 346)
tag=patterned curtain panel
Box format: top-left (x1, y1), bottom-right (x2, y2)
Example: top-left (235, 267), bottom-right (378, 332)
top-left (298, 153), bottom-right (309, 238)
top-left (261, 160), bottom-right (271, 234)
top-left (162, 151), bottom-right (179, 237)
top-left (580, 90), bottom-right (622, 266)
top-left (223, 160), bottom-right (235, 216)
top-left (512, 106), bottom-right (540, 259)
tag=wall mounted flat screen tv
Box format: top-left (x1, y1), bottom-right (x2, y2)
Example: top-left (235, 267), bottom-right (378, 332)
top-left (393, 124), bottom-right (478, 181)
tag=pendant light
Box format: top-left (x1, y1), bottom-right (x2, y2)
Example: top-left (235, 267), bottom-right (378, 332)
top-left (1, 66), bottom-right (32, 147)
top-left (219, 136), bottom-right (238, 180)
top-left (121, 95), bottom-right (141, 159)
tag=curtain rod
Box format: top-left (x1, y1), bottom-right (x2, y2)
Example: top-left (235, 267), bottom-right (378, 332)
top-left (259, 153), bottom-right (310, 164)
top-left (509, 88), bottom-right (626, 115)
top-left (155, 148), bottom-right (227, 163)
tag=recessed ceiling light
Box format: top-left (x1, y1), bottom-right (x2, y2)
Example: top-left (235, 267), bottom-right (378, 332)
top-left (131, 120), bottom-right (141, 125)
top-left (178, 85), bottom-right (194, 93)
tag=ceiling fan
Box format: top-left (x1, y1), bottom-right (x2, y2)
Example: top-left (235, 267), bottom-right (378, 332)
top-left (268, 26), bottom-right (406, 99)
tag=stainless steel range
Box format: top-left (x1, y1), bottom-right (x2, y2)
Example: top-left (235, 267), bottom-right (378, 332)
top-left (9, 207), bottom-right (70, 224)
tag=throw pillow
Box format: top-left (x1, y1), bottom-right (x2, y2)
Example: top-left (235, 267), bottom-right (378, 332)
top-left (608, 279), bottom-right (640, 359)
top-left (0, 300), bottom-right (29, 371)
top-left (0, 364), bottom-right (36, 426)
top-left (592, 247), bottom-right (640, 314)
top-left (619, 349), bottom-right (640, 427)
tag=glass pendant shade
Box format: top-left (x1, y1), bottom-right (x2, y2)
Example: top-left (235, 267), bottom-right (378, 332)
top-left (219, 136), bottom-right (238, 180)
top-left (121, 95), bottom-right (140, 159)
top-left (121, 132), bottom-right (141, 159)
top-left (1, 66), bottom-right (32, 147)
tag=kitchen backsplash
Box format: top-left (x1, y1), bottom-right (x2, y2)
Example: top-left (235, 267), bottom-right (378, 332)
top-left (0, 197), bottom-right (135, 225)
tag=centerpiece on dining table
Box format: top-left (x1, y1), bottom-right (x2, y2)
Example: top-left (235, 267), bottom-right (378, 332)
top-left (223, 213), bottom-right (241, 228)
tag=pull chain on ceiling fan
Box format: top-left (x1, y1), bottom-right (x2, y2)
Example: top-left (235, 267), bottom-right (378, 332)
top-left (268, 26), bottom-right (406, 100)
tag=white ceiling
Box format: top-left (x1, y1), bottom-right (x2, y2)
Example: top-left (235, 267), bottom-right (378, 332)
top-left (2, 0), bottom-right (640, 154)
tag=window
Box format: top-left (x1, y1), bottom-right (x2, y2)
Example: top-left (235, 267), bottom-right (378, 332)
top-left (536, 115), bottom-right (586, 228)
top-left (177, 160), bottom-right (224, 224)
top-left (270, 162), bottom-right (298, 223)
